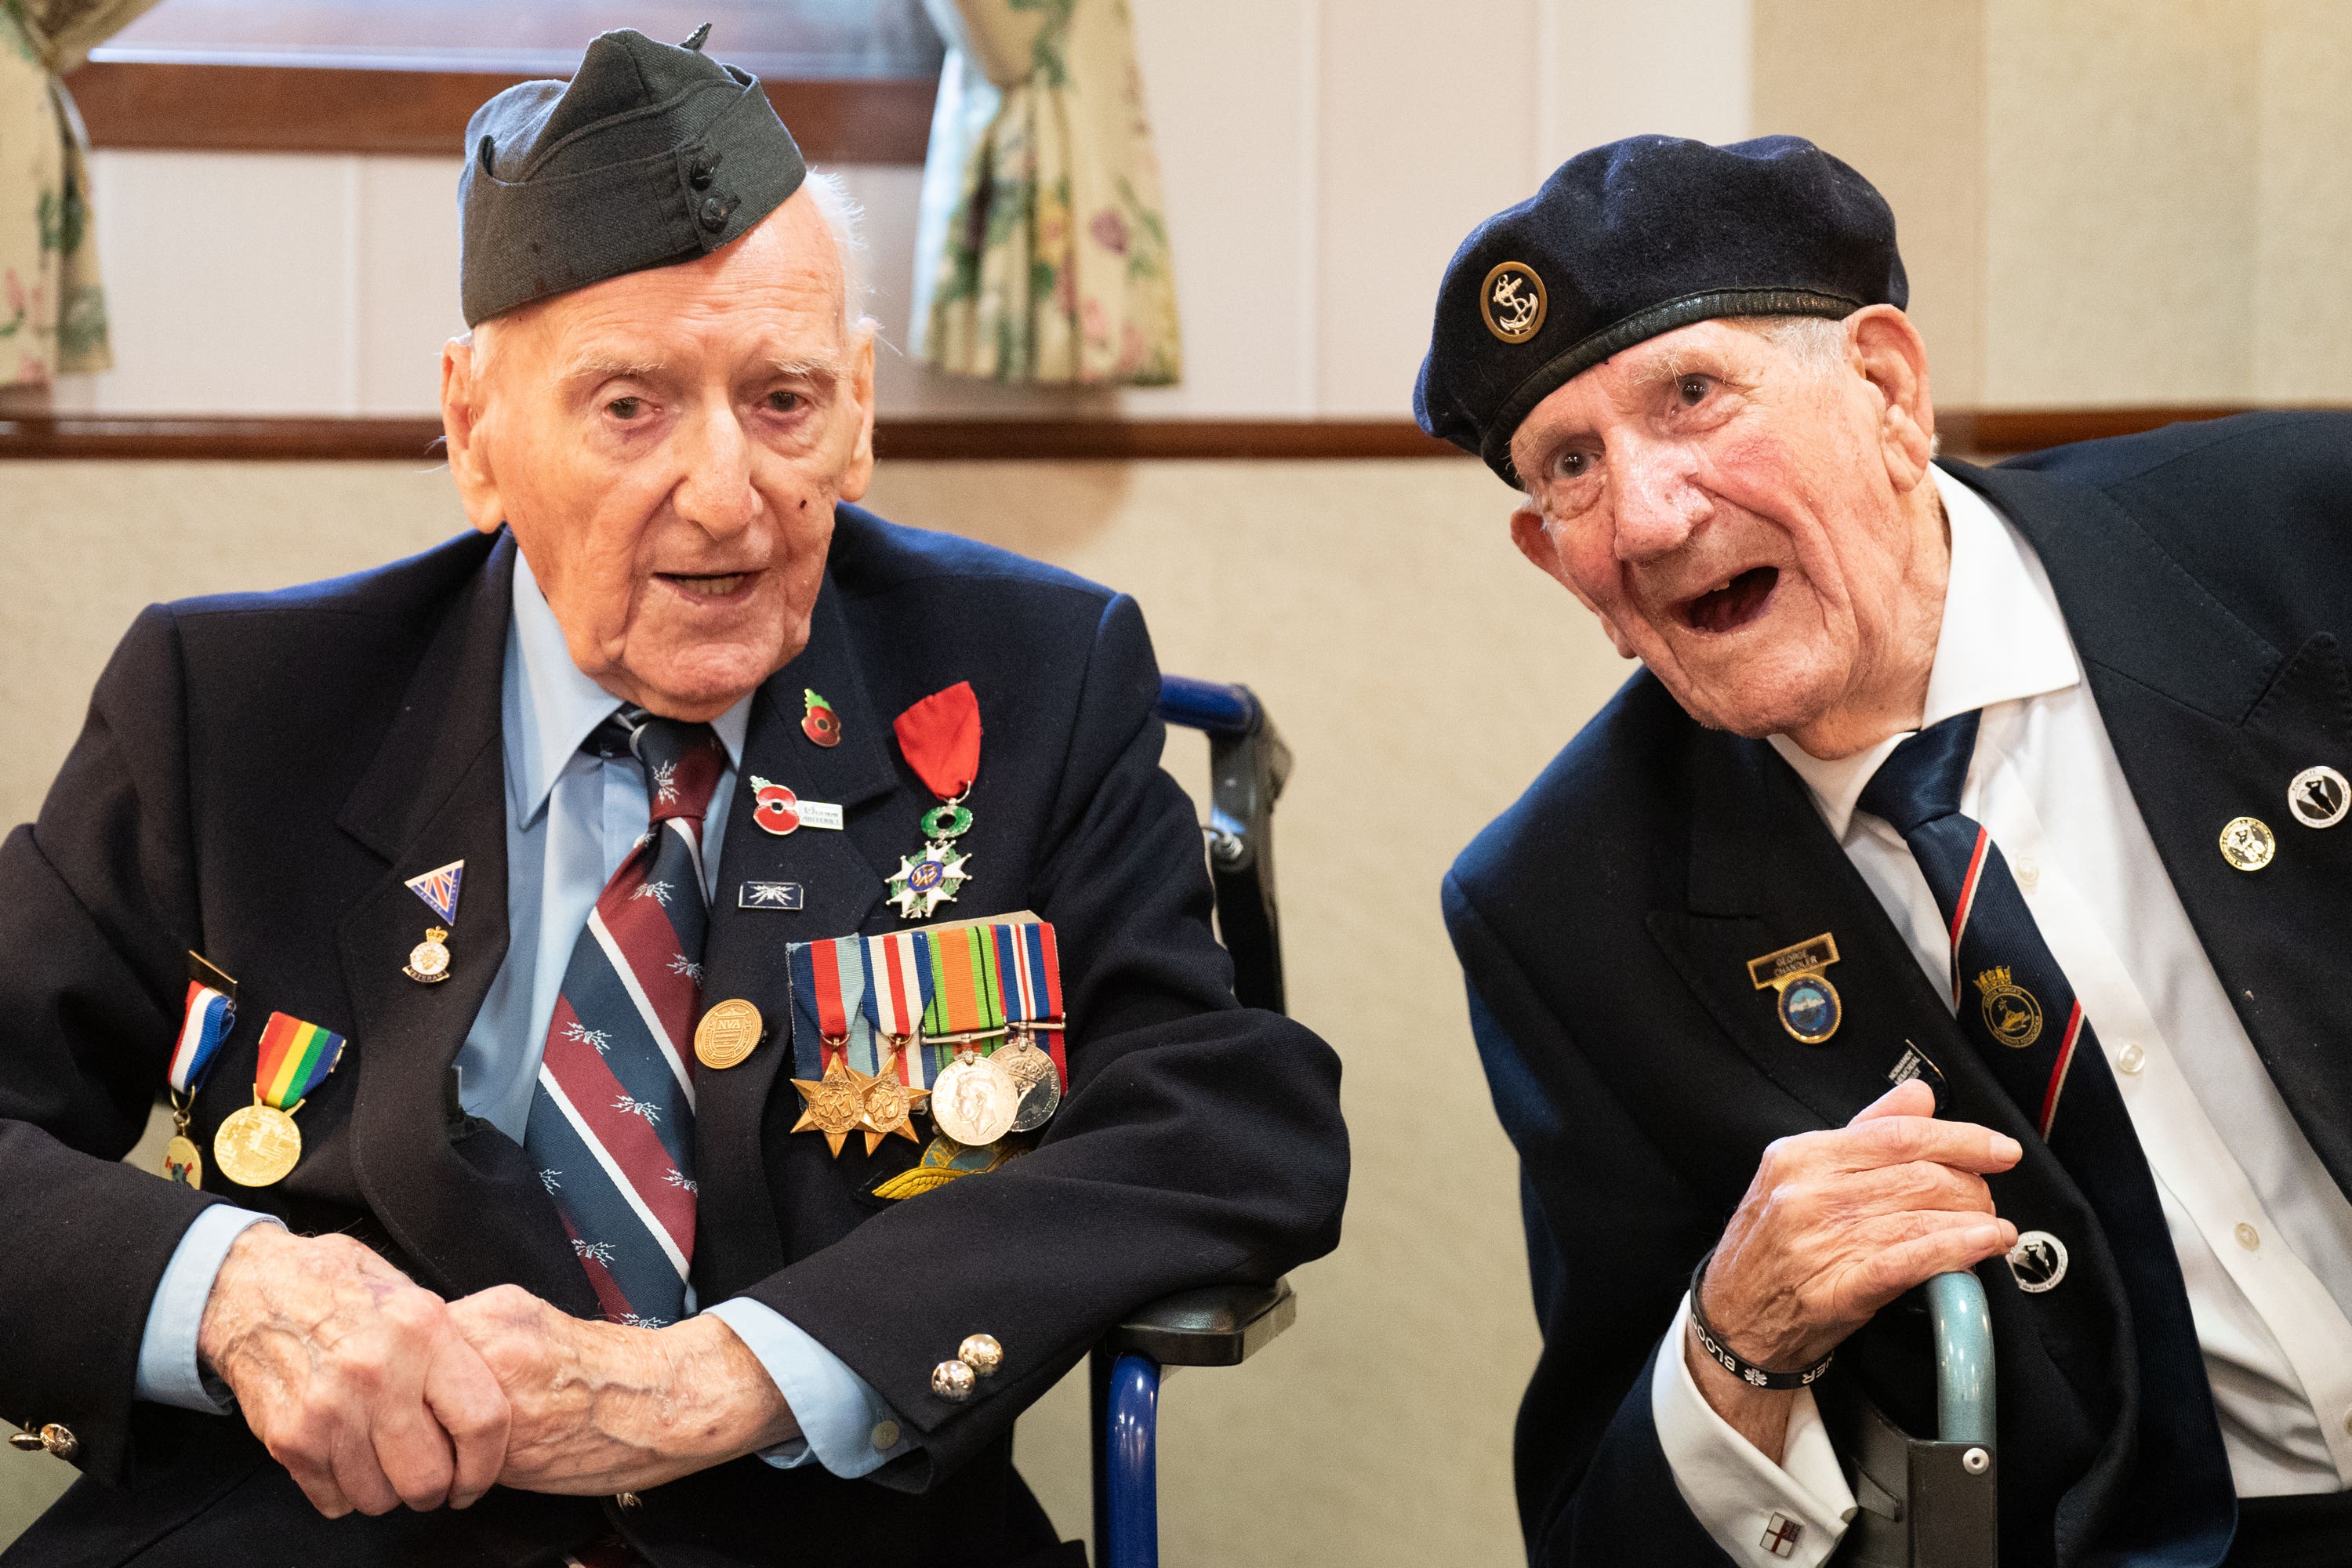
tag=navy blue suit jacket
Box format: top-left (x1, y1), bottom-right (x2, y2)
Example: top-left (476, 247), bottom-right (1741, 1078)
top-left (1445, 414), bottom-right (2352, 1567)
top-left (0, 506), bottom-right (1348, 1567)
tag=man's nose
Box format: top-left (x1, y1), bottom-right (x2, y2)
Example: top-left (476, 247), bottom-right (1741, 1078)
top-left (1607, 441), bottom-right (1711, 562)
top-left (670, 400), bottom-right (759, 537)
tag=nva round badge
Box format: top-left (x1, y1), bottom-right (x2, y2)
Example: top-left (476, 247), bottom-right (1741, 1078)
top-left (1778, 975), bottom-right (1841, 1044)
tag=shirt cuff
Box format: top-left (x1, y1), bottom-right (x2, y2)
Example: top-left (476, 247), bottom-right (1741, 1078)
top-left (1650, 1291), bottom-right (1857, 1566)
top-left (701, 1297), bottom-right (914, 1479)
top-left (133, 1206), bottom-right (283, 1412)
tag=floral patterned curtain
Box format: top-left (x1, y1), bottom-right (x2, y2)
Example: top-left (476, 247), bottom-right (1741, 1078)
top-left (911, 0), bottom-right (1181, 386)
top-left (0, 0), bottom-right (161, 390)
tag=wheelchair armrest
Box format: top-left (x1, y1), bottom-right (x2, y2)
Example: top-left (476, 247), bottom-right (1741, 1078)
top-left (1102, 1278), bottom-right (1296, 1367)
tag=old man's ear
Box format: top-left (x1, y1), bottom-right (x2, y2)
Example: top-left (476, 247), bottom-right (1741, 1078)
top-left (1846, 305), bottom-right (1938, 493)
top-left (440, 334), bottom-right (506, 535)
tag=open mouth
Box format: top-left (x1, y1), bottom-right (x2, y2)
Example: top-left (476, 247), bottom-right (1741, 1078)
top-left (659, 571), bottom-right (757, 602)
top-left (1680, 567), bottom-right (1779, 635)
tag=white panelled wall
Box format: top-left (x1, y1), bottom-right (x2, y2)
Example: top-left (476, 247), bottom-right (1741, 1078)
top-left (49, 0), bottom-right (1755, 419)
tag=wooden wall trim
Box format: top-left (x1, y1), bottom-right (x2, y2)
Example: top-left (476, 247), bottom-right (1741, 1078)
top-left (0, 408), bottom-right (2331, 463)
top-left (67, 61), bottom-right (936, 163)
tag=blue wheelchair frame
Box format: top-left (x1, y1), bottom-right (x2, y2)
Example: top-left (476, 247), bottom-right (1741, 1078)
top-left (1105, 677), bottom-right (1998, 1566)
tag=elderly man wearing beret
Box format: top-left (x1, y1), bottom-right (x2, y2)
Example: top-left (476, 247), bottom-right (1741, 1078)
top-left (0, 27), bottom-right (1346, 1567)
top-left (1428, 135), bottom-right (2352, 1568)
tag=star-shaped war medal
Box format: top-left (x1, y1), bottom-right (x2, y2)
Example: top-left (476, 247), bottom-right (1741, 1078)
top-left (860, 1050), bottom-right (931, 1154)
top-left (789, 1057), bottom-right (868, 1157)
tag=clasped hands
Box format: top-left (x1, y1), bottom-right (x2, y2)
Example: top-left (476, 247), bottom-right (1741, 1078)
top-left (194, 1225), bottom-right (800, 1518)
top-left (1686, 1079), bottom-right (2022, 1461)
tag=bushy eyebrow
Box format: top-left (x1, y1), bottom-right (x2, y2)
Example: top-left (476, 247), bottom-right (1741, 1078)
top-left (554, 348), bottom-right (848, 391)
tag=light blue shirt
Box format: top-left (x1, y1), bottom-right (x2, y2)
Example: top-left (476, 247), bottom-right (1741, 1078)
top-left (134, 550), bottom-right (910, 1479)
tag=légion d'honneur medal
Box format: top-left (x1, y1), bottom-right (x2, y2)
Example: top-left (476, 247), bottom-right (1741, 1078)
top-left (921, 924), bottom-right (1021, 1148)
top-left (213, 1013), bottom-right (347, 1187)
top-left (163, 953), bottom-right (238, 1187)
top-left (1748, 933), bottom-right (1842, 1044)
top-left (990, 920), bottom-right (1065, 1134)
top-left (401, 859), bottom-right (464, 984)
top-left (887, 682), bottom-right (981, 919)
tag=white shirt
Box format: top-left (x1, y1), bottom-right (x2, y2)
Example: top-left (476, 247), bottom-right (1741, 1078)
top-left (1653, 466), bottom-right (2352, 1568)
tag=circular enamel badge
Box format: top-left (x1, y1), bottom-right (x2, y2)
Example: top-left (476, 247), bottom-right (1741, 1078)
top-left (1479, 260), bottom-right (1547, 343)
top-left (2006, 1230), bottom-right (2068, 1294)
top-left (1777, 974), bottom-right (1841, 1044)
top-left (2288, 765), bottom-right (2349, 829)
top-left (2219, 815), bottom-right (2275, 872)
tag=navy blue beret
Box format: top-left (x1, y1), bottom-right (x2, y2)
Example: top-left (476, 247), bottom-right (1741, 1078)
top-left (459, 26), bottom-right (807, 326)
top-left (1414, 135), bottom-right (1907, 487)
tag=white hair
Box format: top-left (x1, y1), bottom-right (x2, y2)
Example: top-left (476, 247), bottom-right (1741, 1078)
top-left (460, 167), bottom-right (872, 376)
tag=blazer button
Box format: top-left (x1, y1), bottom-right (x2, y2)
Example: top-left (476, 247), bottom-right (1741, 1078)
top-left (7, 1423), bottom-right (75, 1458)
top-left (958, 1334), bottom-right (1004, 1378)
top-left (931, 1359), bottom-right (976, 1401)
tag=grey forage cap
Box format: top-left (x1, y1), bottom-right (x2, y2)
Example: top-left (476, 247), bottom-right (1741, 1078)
top-left (457, 24), bottom-right (808, 326)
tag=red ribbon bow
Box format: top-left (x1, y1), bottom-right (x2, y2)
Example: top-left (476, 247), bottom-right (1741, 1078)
top-left (893, 681), bottom-right (982, 801)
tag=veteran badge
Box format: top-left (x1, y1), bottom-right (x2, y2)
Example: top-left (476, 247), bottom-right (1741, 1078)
top-left (2007, 1229), bottom-right (2068, 1293)
top-left (1748, 934), bottom-right (1843, 1044)
top-left (871, 1134), bottom-right (1019, 1200)
top-left (1974, 966), bottom-right (2043, 1049)
top-left (2219, 815), bottom-right (2276, 872)
top-left (1479, 260), bottom-right (1547, 343)
top-left (2288, 766), bottom-right (2348, 830)
top-left (404, 926), bottom-right (452, 985)
top-left (695, 997), bottom-right (763, 1071)
top-left (802, 688), bottom-right (843, 748)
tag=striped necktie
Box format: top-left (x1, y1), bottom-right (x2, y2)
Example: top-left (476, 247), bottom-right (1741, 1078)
top-left (524, 710), bottom-right (723, 1327)
top-left (1857, 711), bottom-right (2234, 1564)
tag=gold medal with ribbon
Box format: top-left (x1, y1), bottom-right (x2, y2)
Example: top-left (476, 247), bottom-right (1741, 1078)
top-left (213, 1012), bottom-right (347, 1187)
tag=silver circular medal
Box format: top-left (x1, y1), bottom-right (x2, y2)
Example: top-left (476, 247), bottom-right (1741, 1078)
top-left (996, 1039), bottom-right (1063, 1133)
top-left (930, 1053), bottom-right (1019, 1146)
top-left (2006, 1229), bottom-right (2068, 1294)
top-left (2288, 765), bottom-right (2350, 829)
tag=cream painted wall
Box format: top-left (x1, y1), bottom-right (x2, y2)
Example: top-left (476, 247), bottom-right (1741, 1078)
top-left (0, 452), bottom-right (1628, 1563)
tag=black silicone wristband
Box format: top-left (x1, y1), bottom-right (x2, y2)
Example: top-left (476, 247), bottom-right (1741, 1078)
top-left (1686, 1250), bottom-right (1835, 1392)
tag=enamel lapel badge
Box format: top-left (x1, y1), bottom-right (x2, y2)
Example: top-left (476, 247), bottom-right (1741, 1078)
top-left (401, 860), bottom-right (463, 983)
top-left (1748, 933), bottom-right (1842, 1044)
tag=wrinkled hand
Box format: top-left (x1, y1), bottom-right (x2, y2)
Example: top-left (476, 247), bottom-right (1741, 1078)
top-left (197, 1225), bottom-right (510, 1518)
top-left (445, 1286), bottom-right (799, 1495)
top-left (1685, 1080), bottom-right (2022, 1458)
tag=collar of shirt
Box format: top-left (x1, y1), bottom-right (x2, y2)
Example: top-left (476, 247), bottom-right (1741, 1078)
top-left (505, 546), bottom-right (753, 826)
top-left (1766, 465), bottom-right (2083, 837)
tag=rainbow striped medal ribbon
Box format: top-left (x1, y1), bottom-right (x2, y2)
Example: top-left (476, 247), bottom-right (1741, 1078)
top-left (991, 921), bottom-right (1066, 1134)
top-left (212, 1011), bottom-right (347, 1188)
top-left (920, 926), bottom-right (1020, 1147)
top-left (163, 953), bottom-right (238, 1188)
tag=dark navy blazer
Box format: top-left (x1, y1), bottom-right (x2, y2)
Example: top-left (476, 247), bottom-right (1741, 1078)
top-left (1446, 414), bottom-right (2352, 1568)
top-left (0, 506), bottom-right (1348, 1567)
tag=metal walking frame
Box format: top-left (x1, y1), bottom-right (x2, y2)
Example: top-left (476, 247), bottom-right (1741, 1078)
top-left (1080, 677), bottom-right (1298, 1568)
top-left (1831, 1269), bottom-right (2001, 1566)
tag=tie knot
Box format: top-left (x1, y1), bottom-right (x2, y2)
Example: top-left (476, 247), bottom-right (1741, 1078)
top-left (1855, 710), bottom-right (1981, 836)
top-left (586, 709), bottom-right (724, 822)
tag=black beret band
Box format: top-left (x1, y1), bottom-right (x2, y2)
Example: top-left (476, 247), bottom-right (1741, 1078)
top-left (458, 28), bottom-right (808, 327)
top-left (1482, 286), bottom-right (1861, 487)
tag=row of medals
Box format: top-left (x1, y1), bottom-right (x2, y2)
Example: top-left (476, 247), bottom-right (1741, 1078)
top-left (695, 997), bottom-right (1062, 1151)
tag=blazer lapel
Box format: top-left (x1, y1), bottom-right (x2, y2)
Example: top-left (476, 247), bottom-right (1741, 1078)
top-left (1652, 726), bottom-right (2139, 1539)
top-left (334, 532), bottom-right (595, 1315)
top-left (1959, 460), bottom-right (2352, 1203)
top-left (692, 571), bottom-right (898, 1298)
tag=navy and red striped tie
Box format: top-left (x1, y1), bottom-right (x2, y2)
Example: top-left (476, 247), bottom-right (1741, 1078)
top-left (1857, 710), bottom-right (2234, 1563)
top-left (524, 710), bottom-right (723, 1327)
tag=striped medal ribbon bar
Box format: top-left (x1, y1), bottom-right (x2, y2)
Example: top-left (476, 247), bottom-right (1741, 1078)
top-left (256, 1012), bottom-right (347, 1109)
top-left (992, 920), bottom-right (1068, 1089)
top-left (866, 930), bottom-right (940, 1088)
top-left (921, 925), bottom-right (1005, 1049)
top-left (169, 982), bottom-right (236, 1097)
top-left (787, 935), bottom-right (876, 1079)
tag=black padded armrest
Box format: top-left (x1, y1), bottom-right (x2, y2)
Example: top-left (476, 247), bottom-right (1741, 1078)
top-left (1101, 1278), bottom-right (1296, 1367)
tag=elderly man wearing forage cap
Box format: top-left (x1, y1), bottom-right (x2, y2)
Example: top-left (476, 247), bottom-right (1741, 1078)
top-left (1425, 134), bottom-right (2352, 1567)
top-left (0, 27), bottom-right (1345, 1566)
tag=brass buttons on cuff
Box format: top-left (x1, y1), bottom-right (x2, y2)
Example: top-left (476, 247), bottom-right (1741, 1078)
top-left (932, 1333), bottom-right (1006, 1401)
top-left (931, 1359), bottom-right (976, 1401)
top-left (7, 1424), bottom-right (75, 1459)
